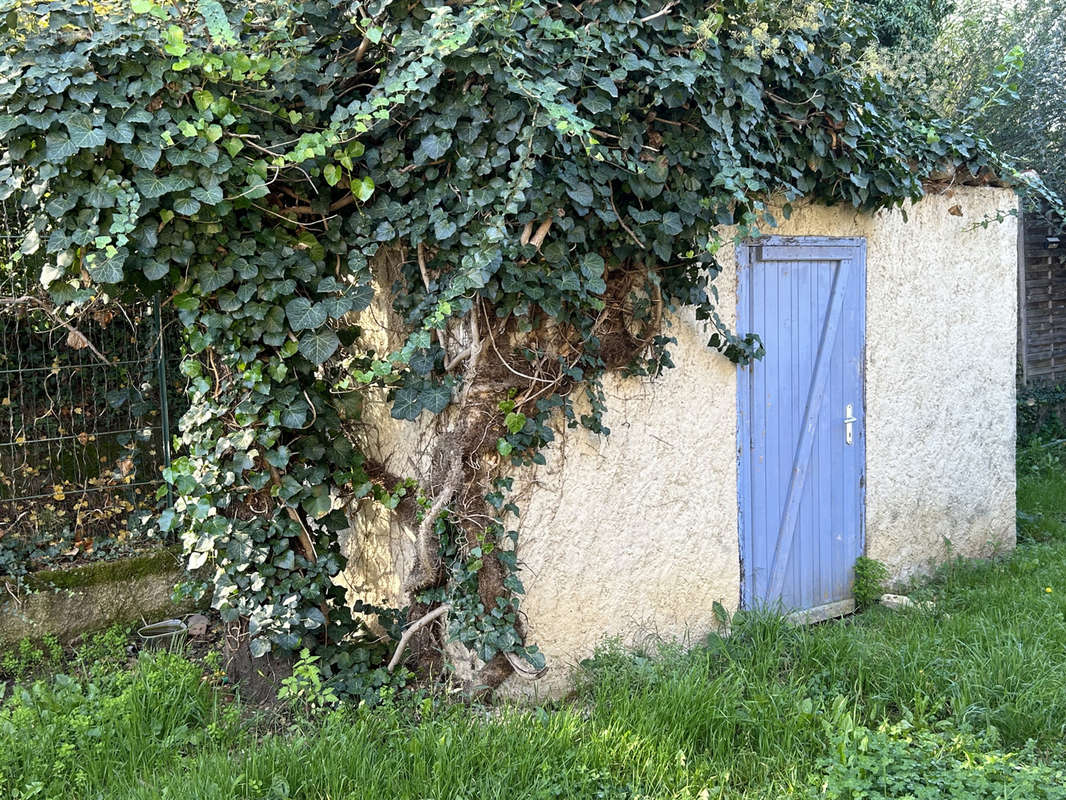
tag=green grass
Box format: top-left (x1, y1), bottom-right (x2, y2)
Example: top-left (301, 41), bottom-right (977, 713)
top-left (3, 451), bottom-right (1066, 799)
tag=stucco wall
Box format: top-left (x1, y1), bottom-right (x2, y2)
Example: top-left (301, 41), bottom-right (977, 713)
top-left (346, 187), bottom-right (1018, 698)
top-left (506, 187), bottom-right (1017, 697)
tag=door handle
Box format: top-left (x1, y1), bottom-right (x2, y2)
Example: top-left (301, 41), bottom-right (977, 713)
top-left (844, 404), bottom-right (857, 445)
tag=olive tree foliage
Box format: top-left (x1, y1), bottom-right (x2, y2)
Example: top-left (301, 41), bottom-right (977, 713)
top-left (944, 0), bottom-right (1064, 217)
top-left (0, 0), bottom-right (1012, 694)
top-left (853, 0), bottom-right (953, 49)
top-left (878, 0), bottom-right (1064, 219)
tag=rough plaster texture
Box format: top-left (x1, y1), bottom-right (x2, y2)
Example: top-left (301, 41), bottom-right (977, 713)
top-left (345, 187), bottom-right (1018, 698)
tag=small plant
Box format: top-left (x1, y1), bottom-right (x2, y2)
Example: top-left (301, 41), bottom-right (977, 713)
top-left (277, 649), bottom-right (339, 716)
top-left (817, 721), bottom-right (1066, 799)
top-left (0, 635), bottom-right (62, 681)
top-left (853, 557), bottom-right (889, 610)
top-left (73, 625), bottom-right (130, 678)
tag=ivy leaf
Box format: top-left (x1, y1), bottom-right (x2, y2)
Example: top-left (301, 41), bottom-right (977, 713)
top-left (661, 212), bottom-right (683, 235)
top-left (126, 142), bottom-right (162, 170)
top-left (173, 196), bottom-right (201, 216)
top-left (193, 89), bottom-right (214, 111)
top-left (323, 164), bottom-right (342, 187)
top-left (580, 253), bottom-right (605, 279)
top-left (298, 330), bottom-right (339, 364)
top-left (352, 176), bottom-right (375, 201)
top-left (435, 218), bottom-right (457, 240)
top-left (739, 81), bottom-right (763, 108)
top-left (143, 260), bottom-right (170, 281)
top-left (276, 549), bottom-right (296, 570)
top-left (45, 133), bottom-right (78, 161)
top-left (409, 348), bottom-right (436, 376)
top-left (420, 382), bottom-right (452, 414)
top-left (286, 297), bottom-right (328, 331)
top-left (135, 171), bottom-right (193, 198)
top-left (173, 294), bottom-right (200, 312)
top-left (302, 489), bottom-right (332, 519)
top-left (566, 182), bottom-right (595, 207)
top-left (192, 185), bottom-right (223, 205)
top-left (348, 283), bottom-right (374, 312)
top-left (390, 387), bottom-right (423, 421)
top-left (164, 25), bottom-right (187, 57)
top-left (581, 92), bottom-right (612, 114)
top-left (505, 411), bottom-right (526, 434)
top-left (418, 133), bottom-right (450, 161)
top-left (86, 248), bottom-right (126, 284)
top-left (63, 113), bottom-right (106, 149)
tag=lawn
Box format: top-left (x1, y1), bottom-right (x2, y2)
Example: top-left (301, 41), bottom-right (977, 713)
top-left (4, 446), bottom-right (1066, 799)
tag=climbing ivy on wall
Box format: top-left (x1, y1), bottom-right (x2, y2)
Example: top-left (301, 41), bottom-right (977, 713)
top-left (0, 0), bottom-right (1034, 695)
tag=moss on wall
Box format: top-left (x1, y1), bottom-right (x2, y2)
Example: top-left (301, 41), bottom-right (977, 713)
top-left (25, 548), bottom-right (183, 592)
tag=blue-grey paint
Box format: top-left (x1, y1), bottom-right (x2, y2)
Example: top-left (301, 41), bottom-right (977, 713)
top-left (737, 237), bottom-right (866, 613)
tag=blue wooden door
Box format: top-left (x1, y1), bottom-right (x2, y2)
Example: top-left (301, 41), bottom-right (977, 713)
top-left (737, 237), bottom-right (866, 616)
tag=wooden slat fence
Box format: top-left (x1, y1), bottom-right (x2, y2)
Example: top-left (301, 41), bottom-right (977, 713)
top-left (1019, 214), bottom-right (1066, 386)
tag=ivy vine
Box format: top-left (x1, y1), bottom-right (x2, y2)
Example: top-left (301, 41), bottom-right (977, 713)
top-left (0, 0), bottom-right (1035, 696)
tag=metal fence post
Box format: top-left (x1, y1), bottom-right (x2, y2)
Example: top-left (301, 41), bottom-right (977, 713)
top-left (155, 294), bottom-right (173, 511)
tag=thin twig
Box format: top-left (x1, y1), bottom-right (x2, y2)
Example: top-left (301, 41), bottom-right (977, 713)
top-left (519, 221), bottom-right (534, 246)
top-left (609, 189), bottom-right (647, 250)
top-left (387, 603), bottom-right (451, 672)
top-left (640, 1), bottom-right (677, 23)
top-left (457, 305), bottom-right (483, 407)
top-left (267, 463), bottom-right (318, 563)
top-left (484, 318), bottom-right (555, 384)
top-left (505, 650), bottom-right (548, 680)
top-left (416, 242), bottom-right (450, 357)
top-left (444, 344), bottom-right (473, 371)
top-left (0, 295), bottom-right (110, 365)
top-left (416, 242), bottom-right (432, 290)
top-left (286, 193), bottom-right (357, 216)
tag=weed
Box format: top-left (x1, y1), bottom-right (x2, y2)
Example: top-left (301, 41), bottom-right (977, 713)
top-left (817, 720), bottom-right (1066, 799)
top-left (853, 556), bottom-right (889, 610)
top-left (277, 648), bottom-right (339, 717)
top-left (72, 624), bottom-right (130, 678)
top-left (0, 635), bottom-right (62, 681)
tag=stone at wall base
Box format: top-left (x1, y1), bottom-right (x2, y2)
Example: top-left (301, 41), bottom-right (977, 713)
top-left (0, 548), bottom-right (197, 645)
top-left (879, 593), bottom-right (937, 612)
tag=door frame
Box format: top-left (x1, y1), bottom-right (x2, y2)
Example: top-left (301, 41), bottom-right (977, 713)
top-left (736, 236), bottom-right (868, 618)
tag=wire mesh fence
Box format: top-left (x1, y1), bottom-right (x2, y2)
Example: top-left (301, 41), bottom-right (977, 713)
top-left (0, 197), bottom-right (181, 580)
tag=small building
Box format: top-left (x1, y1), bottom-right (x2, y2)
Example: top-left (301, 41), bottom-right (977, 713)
top-left (349, 185), bottom-right (1018, 697)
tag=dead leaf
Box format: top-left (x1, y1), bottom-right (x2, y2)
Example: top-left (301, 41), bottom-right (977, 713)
top-left (948, 204), bottom-right (963, 217)
top-left (66, 329), bottom-right (89, 350)
top-left (92, 309), bottom-right (114, 327)
top-left (76, 431), bottom-right (89, 446)
top-left (118, 457), bottom-right (135, 476)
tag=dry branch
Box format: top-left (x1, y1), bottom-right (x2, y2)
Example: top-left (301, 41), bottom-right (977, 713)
top-left (402, 449), bottom-right (465, 595)
top-left (387, 603), bottom-right (451, 672)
